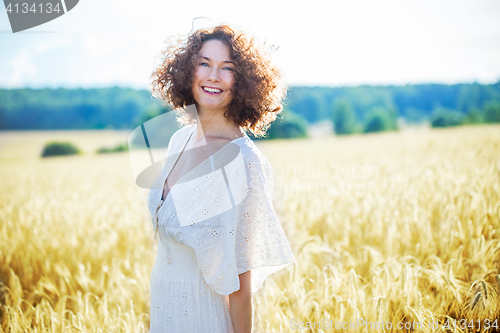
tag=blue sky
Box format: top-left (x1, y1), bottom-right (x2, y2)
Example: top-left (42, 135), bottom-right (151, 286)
top-left (1, 0), bottom-right (499, 89)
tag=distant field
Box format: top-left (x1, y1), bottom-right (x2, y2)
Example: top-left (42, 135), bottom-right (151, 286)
top-left (1, 125), bottom-right (499, 332)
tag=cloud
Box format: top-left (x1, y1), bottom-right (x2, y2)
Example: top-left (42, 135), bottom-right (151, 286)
top-left (7, 51), bottom-right (38, 86)
top-left (4, 36), bottom-right (71, 87)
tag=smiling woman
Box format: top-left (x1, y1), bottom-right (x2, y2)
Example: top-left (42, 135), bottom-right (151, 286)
top-left (147, 24), bottom-right (294, 333)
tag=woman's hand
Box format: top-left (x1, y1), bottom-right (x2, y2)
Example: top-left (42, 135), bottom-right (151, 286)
top-left (228, 270), bottom-right (252, 333)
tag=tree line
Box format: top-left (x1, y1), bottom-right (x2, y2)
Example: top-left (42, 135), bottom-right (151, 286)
top-left (1, 82), bottom-right (499, 138)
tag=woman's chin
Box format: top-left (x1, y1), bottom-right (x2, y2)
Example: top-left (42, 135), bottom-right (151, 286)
top-left (198, 101), bottom-right (231, 112)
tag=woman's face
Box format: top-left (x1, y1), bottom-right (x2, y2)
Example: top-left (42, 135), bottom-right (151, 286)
top-left (191, 39), bottom-right (235, 115)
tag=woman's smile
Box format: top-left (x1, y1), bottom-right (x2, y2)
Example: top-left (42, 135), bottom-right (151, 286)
top-left (202, 86), bottom-right (223, 94)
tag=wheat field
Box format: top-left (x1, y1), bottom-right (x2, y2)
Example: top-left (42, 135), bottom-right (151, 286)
top-left (1, 125), bottom-right (499, 332)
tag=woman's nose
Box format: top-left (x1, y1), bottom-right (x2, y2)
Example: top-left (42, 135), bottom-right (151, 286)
top-left (207, 68), bottom-right (220, 82)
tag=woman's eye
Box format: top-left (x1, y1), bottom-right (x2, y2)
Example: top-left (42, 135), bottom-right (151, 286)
top-left (223, 67), bottom-right (233, 71)
top-left (200, 62), bottom-right (209, 67)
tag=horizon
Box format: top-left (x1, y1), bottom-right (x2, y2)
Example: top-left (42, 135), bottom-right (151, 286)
top-left (1, 79), bottom-right (500, 91)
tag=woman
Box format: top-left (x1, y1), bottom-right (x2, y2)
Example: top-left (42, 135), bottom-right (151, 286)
top-left (147, 24), bottom-right (295, 333)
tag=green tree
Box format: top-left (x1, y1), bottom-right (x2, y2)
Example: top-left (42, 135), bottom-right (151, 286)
top-left (484, 101), bottom-right (500, 123)
top-left (132, 104), bottom-right (165, 129)
top-left (404, 107), bottom-right (426, 124)
top-left (41, 142), bottom-right (81, 157)
top-left (463, 108), bottom-right (484, 124)
top-left (294, 95), bottom-right (321, 123)
top-left (266, 109), bottom-right (309, 139)
top-left (332, 98), bottom-right (356, 135)
top-left (430, 107), bottom-right (464, 128)
top-left (96, 143), bottom-right (128, 154)
top-left (363, 106), bottom-right (397, 133)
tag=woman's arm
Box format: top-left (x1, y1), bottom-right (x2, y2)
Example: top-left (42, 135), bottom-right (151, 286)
top-left (228, 270), bottom-right (252, 333)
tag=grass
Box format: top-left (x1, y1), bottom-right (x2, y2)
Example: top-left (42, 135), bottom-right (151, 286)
top-left (1, 125), bottom-right (499, 332)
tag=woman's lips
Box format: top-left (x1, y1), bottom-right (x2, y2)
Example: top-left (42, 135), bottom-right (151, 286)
top-left (202, 86), bottom-right (223, 94)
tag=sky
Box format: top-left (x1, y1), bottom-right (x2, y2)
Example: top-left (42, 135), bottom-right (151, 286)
top-left (1, 0), bottom-right (499, 89)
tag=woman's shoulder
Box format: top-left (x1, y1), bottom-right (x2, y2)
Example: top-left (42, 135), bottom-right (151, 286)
top-left (233, 136), bottom-right (272, 171)
top-left (173, 123), bottom-right (195, 140)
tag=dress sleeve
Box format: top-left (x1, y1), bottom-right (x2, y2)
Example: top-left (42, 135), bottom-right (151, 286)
top-left (232, 150), bottom-right (295, 294)
top-left (181, 145), bottom-right (295, 295)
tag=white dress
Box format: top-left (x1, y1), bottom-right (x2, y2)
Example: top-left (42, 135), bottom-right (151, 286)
top-left (147, 124), bottom-right (295, 333)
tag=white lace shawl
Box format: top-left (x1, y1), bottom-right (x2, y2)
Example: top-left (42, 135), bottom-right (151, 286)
top-left (147, 124), bottom-right (295, 295)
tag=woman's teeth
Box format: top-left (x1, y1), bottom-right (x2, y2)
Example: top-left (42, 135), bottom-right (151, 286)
top-left (203, 87), bottom-right (222, 94)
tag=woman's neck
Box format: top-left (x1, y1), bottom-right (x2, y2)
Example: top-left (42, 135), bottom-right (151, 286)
top-left (194, 106), bottom-right (243, 143)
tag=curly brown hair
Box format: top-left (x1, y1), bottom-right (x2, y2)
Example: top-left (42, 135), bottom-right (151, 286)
top-left (150, 25), bottom-right (286, 138)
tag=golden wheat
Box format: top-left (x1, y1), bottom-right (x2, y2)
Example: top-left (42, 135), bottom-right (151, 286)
top-left (1, 125), bottom-right (499, 332)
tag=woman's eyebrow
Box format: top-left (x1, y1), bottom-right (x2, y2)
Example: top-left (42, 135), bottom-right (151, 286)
top-left (201, 56), bottom-right (234, 64)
